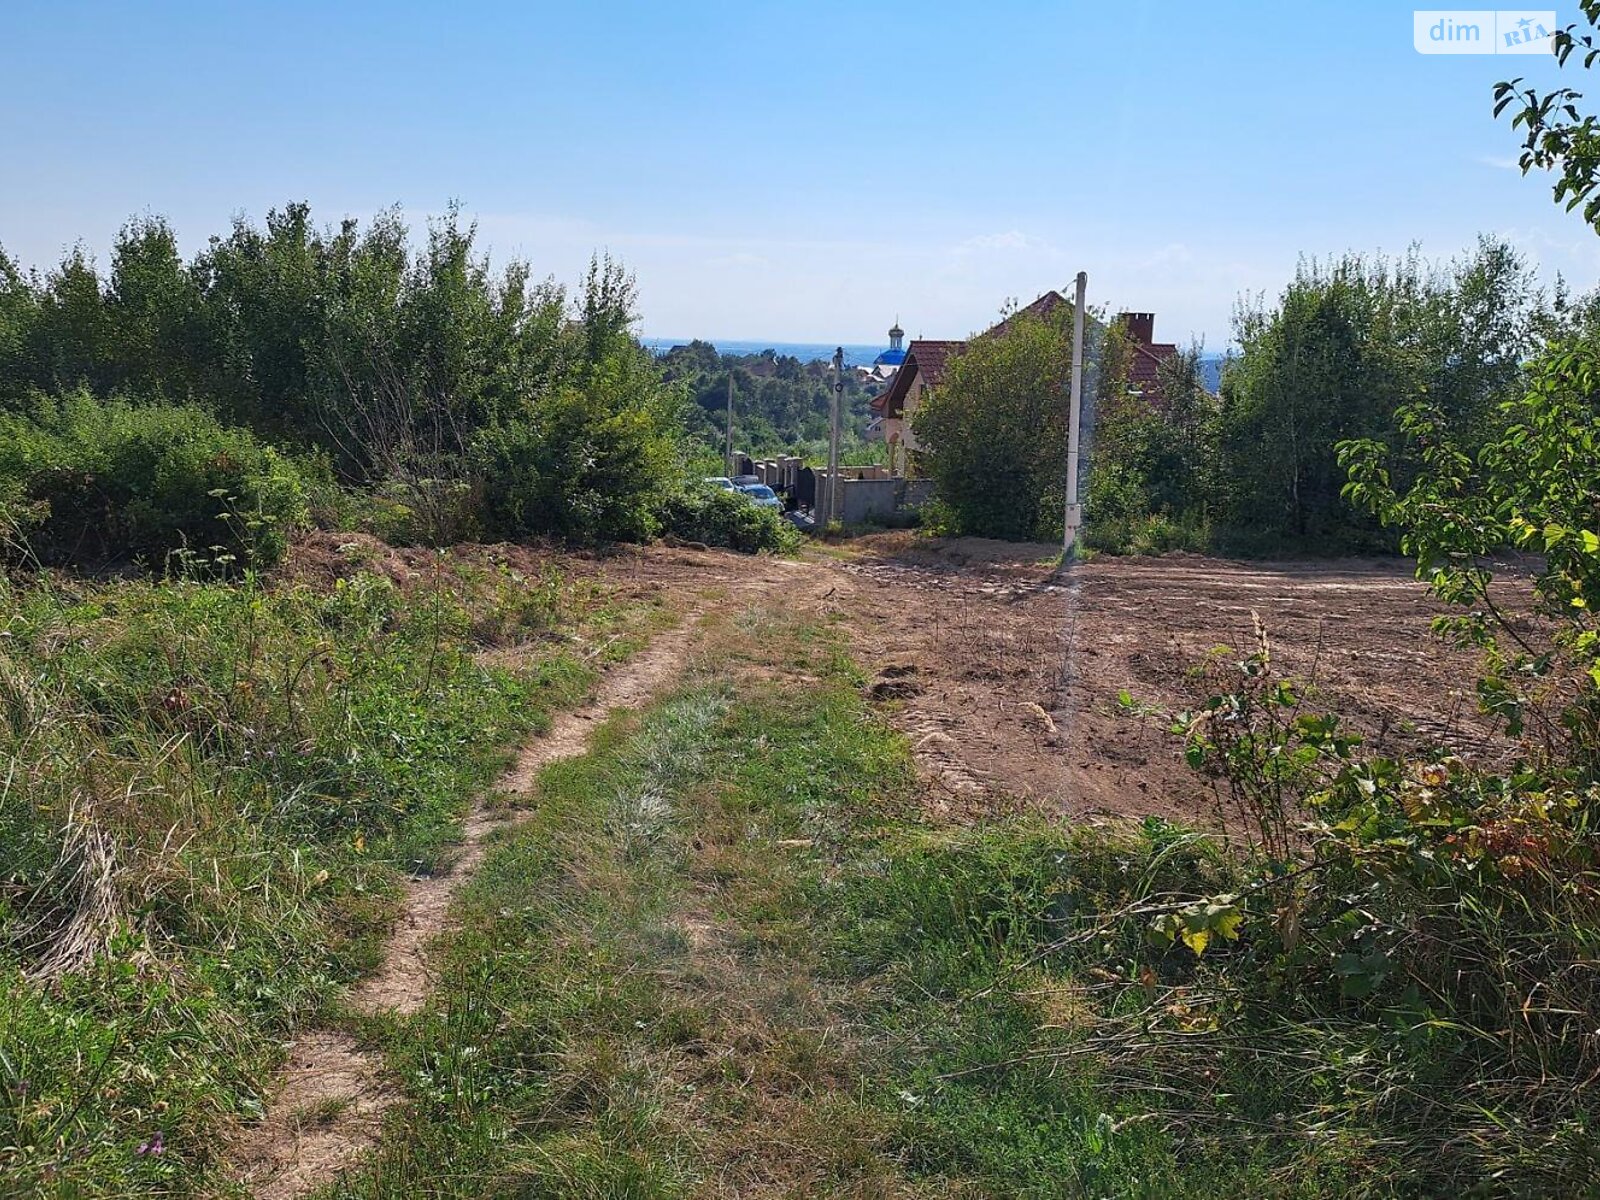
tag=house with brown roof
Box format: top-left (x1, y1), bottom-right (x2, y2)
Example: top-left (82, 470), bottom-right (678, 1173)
top-left (867, 338), bottom-right (962, 474)
top-left (868, 292), bottom-right (1184, 476)
top-left (1120, 312), bottom-right (1180, 401)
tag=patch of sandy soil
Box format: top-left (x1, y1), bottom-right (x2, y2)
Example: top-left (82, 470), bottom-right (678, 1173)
top-left (555, 537), bottom-right (1504, 830)
top-left (828, 533), bottom-right (1517, 827)
top-left (235, 1033), bottom-right (396, 1200)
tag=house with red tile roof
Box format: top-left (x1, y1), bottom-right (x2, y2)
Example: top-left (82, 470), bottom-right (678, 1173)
top-left (1120, 311), bottom-right (1180, 402)
top-left (867, 338), bottom-right (961, 468)
top-left (868, 293), bottom-right (1184, 476)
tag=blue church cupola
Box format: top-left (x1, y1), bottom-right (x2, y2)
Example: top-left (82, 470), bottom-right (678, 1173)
top-left (875, 318), bottom-right (907, 367)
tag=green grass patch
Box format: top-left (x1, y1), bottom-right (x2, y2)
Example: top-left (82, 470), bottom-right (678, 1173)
top-left (828, 820), bottom-right (1357, 1198)
top-left (0, 561), bottom-right (619, 1197)
top-left (325, 605), bottom-right (1364, 1198)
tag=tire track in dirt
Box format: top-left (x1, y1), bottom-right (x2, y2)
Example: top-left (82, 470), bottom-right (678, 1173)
top-left (231, 604), bottom-right (715, 1200)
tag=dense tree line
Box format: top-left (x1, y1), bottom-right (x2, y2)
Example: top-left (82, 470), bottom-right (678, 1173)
top-left (0, 204), bottom-right (797, 562)
top-left (1203, 240), bottom-right (1550, 551)
top-left (915, 237), bottom-right (1580, 553)
top-left (657, 339), bottom-right (878, 464)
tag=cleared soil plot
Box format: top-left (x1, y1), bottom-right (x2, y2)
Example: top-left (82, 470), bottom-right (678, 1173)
top-left (830, 534), bottom-right (1512, 827)
top-left (521, 536), bottom-right (1511, 830)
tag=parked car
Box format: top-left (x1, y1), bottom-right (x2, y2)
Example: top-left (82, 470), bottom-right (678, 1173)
top-left (702, 476), bottom-right (737, 492)
top-left (731, 474), bottom-right (761, 487)
top-left (736, 483), bottom-right (782, 511)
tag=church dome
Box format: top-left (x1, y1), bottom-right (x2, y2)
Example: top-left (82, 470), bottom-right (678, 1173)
top-left (876, 317), bottom-right (906, 365)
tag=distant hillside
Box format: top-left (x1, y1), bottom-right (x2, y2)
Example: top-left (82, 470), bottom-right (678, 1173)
top-left (648, 338), bottom-right (886, 367)
top-left (656, 339), bottom-right (878, 462)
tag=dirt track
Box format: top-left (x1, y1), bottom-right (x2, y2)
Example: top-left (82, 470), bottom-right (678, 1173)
top-left (237, 545), bottom-right (829, 1199)
top-left (233, 604), bottom-right (718, 1198)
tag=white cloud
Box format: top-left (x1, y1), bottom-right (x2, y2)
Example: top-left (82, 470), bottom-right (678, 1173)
top-left (1129, 242), bottom-right (1196, 270)
top-left (955, 229), bottom-right (1055, 253)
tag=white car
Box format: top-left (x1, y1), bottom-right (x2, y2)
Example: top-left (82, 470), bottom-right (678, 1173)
top-left (702, 476), bottom-right (737, 492)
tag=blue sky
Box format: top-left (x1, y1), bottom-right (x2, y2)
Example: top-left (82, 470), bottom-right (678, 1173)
top-left (1, 1), bottom-right (1595, 348)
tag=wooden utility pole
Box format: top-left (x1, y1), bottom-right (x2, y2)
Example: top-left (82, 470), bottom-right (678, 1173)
top-left (829, 347), bottom-right (844, 524)
top-left (1063, 271), bottom-right (1088, 557)
top-left (725, 372), bottom-right (735, 477)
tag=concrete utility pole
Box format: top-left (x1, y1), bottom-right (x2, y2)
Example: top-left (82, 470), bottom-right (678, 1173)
top-left (1062, 270), bottom-right (1088, 557)
top-left (829, 346), bottom-right (844, 524)
top-left (725, 371), bottom-right (735, 478)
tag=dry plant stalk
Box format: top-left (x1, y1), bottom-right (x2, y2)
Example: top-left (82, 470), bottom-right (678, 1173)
top-left (25, 797), bottom-right (123, 982)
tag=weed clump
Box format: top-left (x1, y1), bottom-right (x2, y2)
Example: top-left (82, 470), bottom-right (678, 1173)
top-left (655, 485), bottom-right (800, 554)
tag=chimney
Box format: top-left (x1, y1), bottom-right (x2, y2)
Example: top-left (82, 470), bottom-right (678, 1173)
top-left (1119, 311), bottom-right (1155, 346)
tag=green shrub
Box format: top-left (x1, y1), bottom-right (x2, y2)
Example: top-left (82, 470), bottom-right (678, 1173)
top-left (355, 475), bottom-right (484, 547)
top-left (1084, 511), bottom-right (1209, 556)
top-left (1146, 628), bottom-right (1600, 1193)
top-left (655, 484), bottom-right (799, 553)
top-left (911, 309), bottom-right (1073, 541)
top-left (0, 394), bottom-right (307, 569)
top-left (475, 375), bottom-right (681, 545)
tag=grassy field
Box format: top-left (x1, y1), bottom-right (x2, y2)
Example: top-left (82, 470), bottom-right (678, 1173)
top-left (7, 555), bottom-right (1595, 1198)
top-left (300, 598), bottom-right (1424, 1199)
top-left (0, 553), bottom-right (658, 1197)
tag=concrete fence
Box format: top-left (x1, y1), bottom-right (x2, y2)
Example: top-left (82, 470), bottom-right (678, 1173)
top-left (732, 454), bottom-right (804, 492)
top-left (732, 453), bottom-right (934, 525)
top-left (813, 473), bottom-right (935, 525)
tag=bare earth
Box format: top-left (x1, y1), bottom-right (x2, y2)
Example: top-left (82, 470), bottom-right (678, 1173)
top-left (233, 536), bottom-right (1500, 1196)
top-left (575, 537), bottom-right (1499, 828)
top-left (827, 534), bottom-right (1506, 826)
